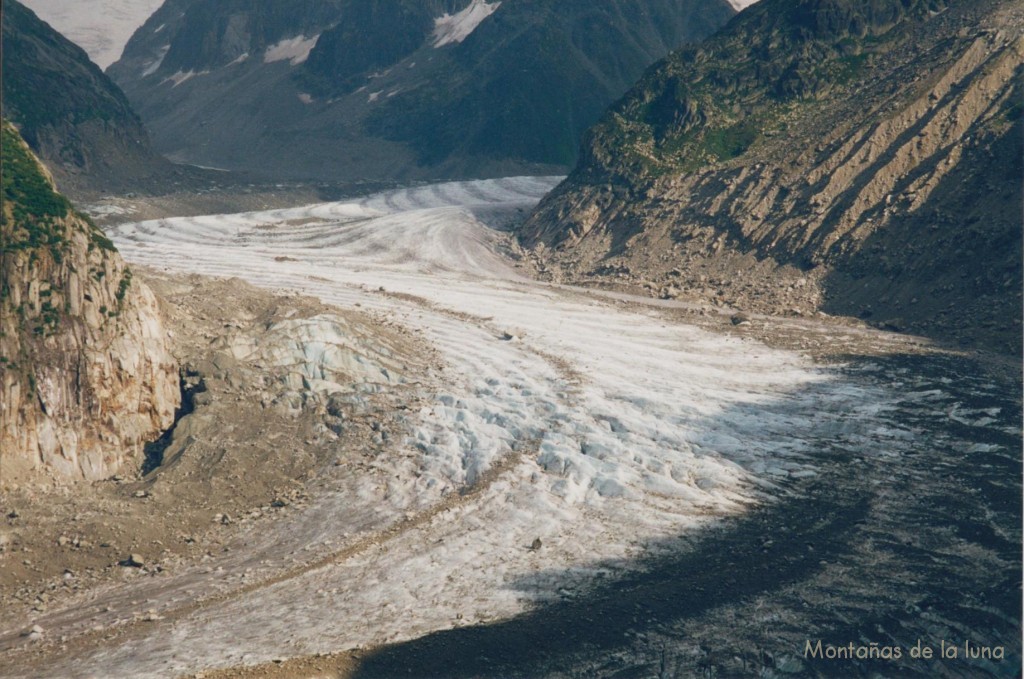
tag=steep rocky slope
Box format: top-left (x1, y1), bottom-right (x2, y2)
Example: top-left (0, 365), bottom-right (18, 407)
top-left (107, 0), bottom-right (737, 181)
top-left (0, 121), bottom-right (179, 483)
top-left (1, 0), bottom-right (181, 196)
top-left (521, 0), bottom-right (1023, 354)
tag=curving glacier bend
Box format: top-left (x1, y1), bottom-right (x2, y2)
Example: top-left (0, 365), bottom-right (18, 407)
top-left (2, 177), bottom-right (1015, 677)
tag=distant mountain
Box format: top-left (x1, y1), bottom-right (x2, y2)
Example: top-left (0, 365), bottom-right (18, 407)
top-left (520, 0), bottom-right (1023, 353)
top-left (17, 0), bottom-right (165, 69)
top-left (0, 121), bottom-right (179, 481)
top-left (1, 0), bottom-right (177, 196)
top-left (107, 0), bottom-right (738, 181)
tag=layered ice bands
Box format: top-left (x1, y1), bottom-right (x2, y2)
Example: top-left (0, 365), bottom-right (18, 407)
top-left (32, 178), bottom-right (888, 676)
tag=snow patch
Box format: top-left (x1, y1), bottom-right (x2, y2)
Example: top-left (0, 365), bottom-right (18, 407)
top-left (227, 52), bottom-right (250, 67)
top-left (368, 90), bottom-right (383, 103)
top-left (162, 69), bottom-right (207, 87)
top-left (726, 0), bottom-right (761, 10)
top-left (263, 34), bottom-right (320, 66)
top-left (141, 44), bottom-right (169, 76)
top-left (432, 0), bottom-right (500, 48)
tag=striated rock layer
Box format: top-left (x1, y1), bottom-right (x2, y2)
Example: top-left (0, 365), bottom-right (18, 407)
top-left (0, 122), bottom-right (179, 483)
top-left (521, 0), bottom-right (1023, 353)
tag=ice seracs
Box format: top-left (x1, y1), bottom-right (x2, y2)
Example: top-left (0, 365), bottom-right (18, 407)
top-left (432, 0), bottom-right (501, 48)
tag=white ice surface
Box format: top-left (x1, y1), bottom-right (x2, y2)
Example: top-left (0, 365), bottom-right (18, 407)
top-left (161, 69), bottom-right (207, 87)
top-left (433, 0), bottom-right (501, 47)
top-left (727, 0), bottom-right (761, 10)
top-left (19, 0), bottom-right (165, 69)
top-left (4, 177), bottom-right (893, 677)
top-left (263, 34), bottom-right (320, 66)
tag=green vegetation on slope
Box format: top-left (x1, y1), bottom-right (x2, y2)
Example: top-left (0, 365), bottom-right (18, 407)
top-left (2, 120), bottom-right (118, 261)
top-left (1, 121), bottom-right (70, 258)
top-left (579, 0), bottom-right (950, 179)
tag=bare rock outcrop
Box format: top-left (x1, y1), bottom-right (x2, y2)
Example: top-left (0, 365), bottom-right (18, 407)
top-left (0, 122), bottom-right (179, 483)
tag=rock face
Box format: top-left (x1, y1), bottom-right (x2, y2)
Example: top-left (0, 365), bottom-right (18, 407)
top-left (1, 0), bottom-right (176, 196)
top-left (107, 0), bottom-right (737, 181)
top-left (0, 122), bottom-right (179, 483)
top-left (521, 0), bottom-right (1023, 353)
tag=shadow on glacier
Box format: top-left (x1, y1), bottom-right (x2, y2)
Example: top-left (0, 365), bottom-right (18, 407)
top-left (349, 352), bottom-right (1022, 679)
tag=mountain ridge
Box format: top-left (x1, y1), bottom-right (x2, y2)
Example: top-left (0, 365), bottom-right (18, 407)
top-left (520, 0), bottom-right (1023, 354)
top-left (107, 0), bottom-right (737, 181)
top-left (1, 0), bottom-right (185, 197)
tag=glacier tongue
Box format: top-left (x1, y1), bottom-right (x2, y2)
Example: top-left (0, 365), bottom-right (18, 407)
top-left (29, 176), bottom-right (893, 676)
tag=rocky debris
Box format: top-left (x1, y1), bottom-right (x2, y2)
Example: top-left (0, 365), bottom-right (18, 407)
top-left (0, 270), bottom-right (431, 624)
top-left (660, 285), bottom-right (682, 300)
top-left (121, 553), bottom-right (145, 568)
top-left (20, 624), bottom-right (43, 640)
top-left (730, 313), bottom-right (751, 326)
top-left (530, 538), bottom-right (543, 551)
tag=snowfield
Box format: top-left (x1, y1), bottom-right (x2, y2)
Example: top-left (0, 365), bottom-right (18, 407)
top-left (263, 34), bottom-right (320, 66)
top-left (727, 0), bottom-right (762, 11)
top-left (19, 0), bottom-right (164, 69)
top-left (433, 0), bottom-right (502, 48)
top-left (4, 178), bottom-right (908, 676)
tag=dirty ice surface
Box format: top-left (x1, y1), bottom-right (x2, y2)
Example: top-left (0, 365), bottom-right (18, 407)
top-left (6, 178), bottom-right (908, 677)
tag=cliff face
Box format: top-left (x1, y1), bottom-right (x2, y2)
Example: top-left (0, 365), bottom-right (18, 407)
top-left (0, 122), bottom-right (179, 483)
top-left (107, 0), bottom-right (736, 181)
top-left (521, 0), bottom-right (1023, 353)
top-left (1, 0), bottom-right (175, 196)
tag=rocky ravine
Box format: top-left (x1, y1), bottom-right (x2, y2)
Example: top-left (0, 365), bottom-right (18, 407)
top-left (0, 121), bottom-right (179, 483)
top-left (521, 0), bottom-right (1023, 354)
top-left (0, 1), bottom-right (185, 198)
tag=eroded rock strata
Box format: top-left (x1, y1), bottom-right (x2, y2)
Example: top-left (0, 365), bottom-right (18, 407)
top-left (0, 122), bottom-right (179, 483)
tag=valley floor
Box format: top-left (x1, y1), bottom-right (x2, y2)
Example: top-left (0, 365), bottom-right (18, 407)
top-left (0, 178), bottom-right (1019, 678)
